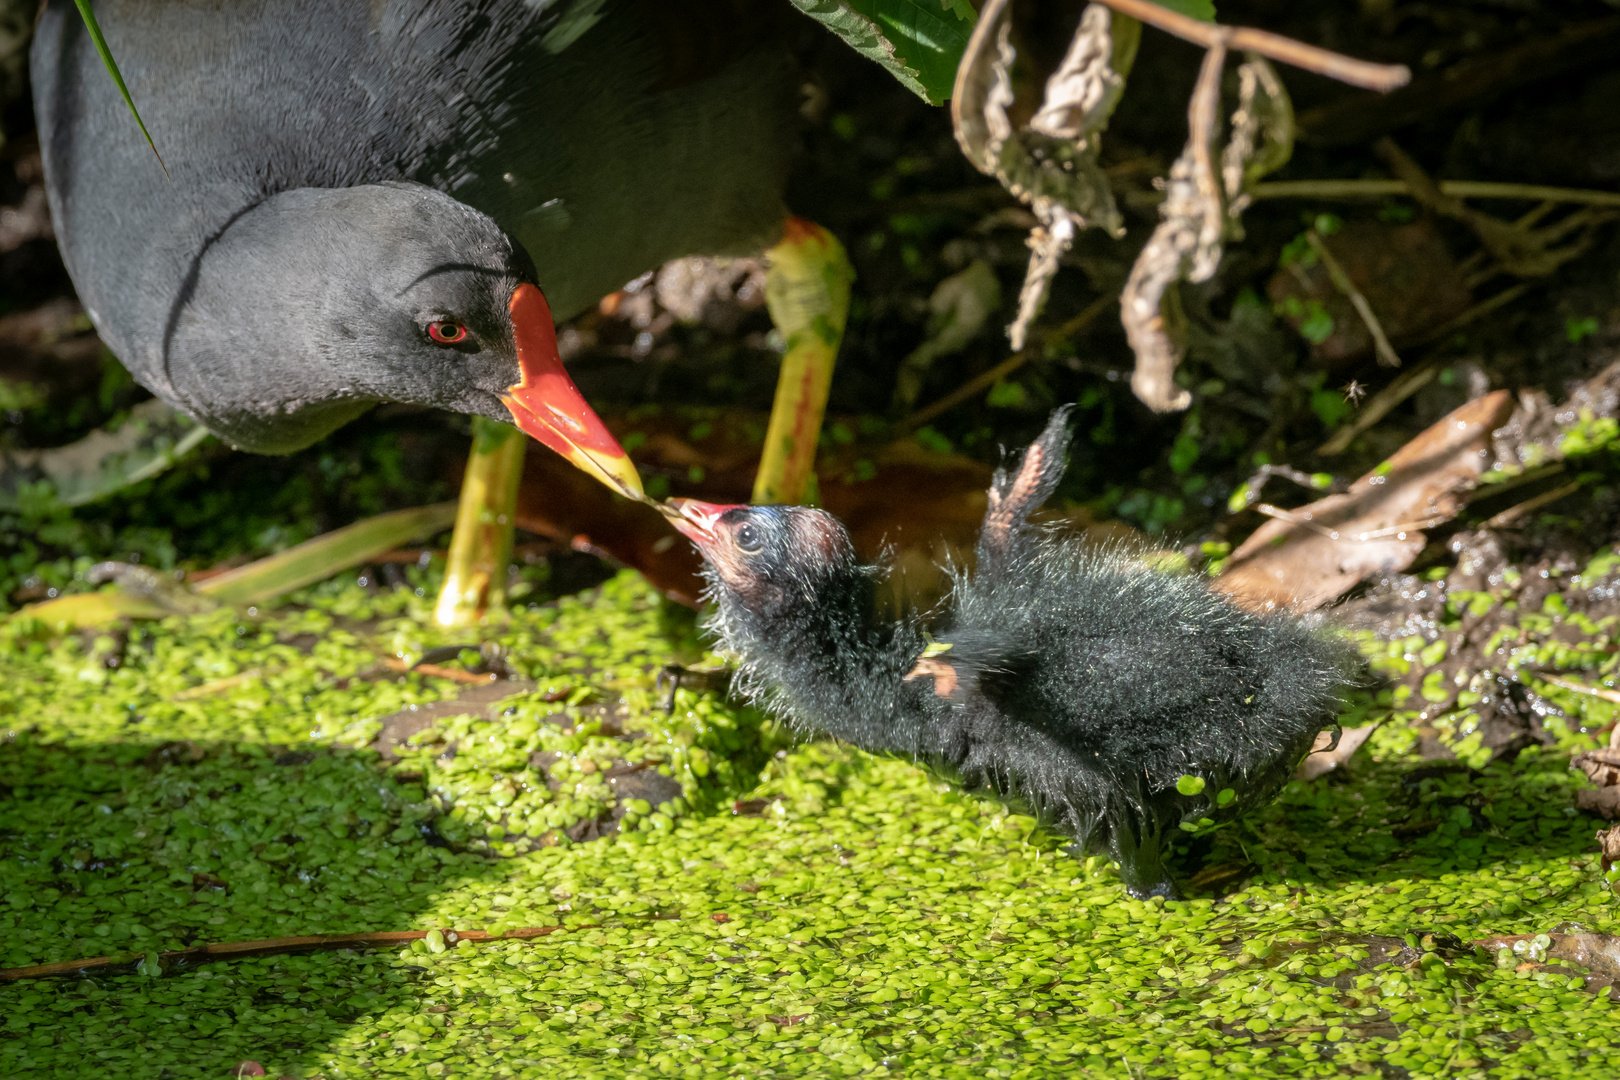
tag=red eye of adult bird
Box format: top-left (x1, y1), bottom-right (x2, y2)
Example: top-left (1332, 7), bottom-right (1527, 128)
top-left (427, 320), bottom-right (468, 344)
top-left (501, 283), bottom-right (645, 501)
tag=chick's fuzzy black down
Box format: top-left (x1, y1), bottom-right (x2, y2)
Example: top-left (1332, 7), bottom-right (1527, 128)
top-left (693, 407), bottom-right (1356, 899)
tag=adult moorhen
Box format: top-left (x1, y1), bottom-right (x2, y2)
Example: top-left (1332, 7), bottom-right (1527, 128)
top-left (667, 408), bottom-right (1355, 899)
top-left (31, 0), bottom-right (800, 490)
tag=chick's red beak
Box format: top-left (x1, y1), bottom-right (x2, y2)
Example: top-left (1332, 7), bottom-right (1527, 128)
top-left (502, 283), bottom-right (644, 500)
top-left (665, 498), bottom-right (745, 550)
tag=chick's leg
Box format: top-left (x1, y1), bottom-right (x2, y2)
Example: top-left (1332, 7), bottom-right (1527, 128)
top-left (1104, 815), bottom-right (1180, 901)
top-left (751, 217), bottom-right (853, 506)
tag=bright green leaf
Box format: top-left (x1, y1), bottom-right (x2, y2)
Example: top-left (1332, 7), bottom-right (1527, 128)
top-left (788, 0), bottom-right (976, 105)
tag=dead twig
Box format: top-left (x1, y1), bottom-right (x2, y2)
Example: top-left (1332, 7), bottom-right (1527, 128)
top-left (1091, 0), bottom-right (1410, 91)
top-left (1531, 672), bottom-right (1620, 708)
top-left (0, 926), bottom-right (596, 982)
top-left (1482, 480), bottom-right (1582, 529)
top-left (1304, 230), bottom-right (1400, 368)
top-left (381, 657), bottom-right (498, 685)
top-left (1295, 16), bottom-right (1620, 147)
top-left (1377, 139), bottom-right (1616, 279)
top-left (1230, 464), bottom-right (1340, 513)
top-left (1253, 503), bottom-right (1447, 543)
top-left (899, 291), bottom-right (1118, 433)
top-left (1253, 179), bottom-right (1620, 210)
top-left (1317, 282), bottom-right (1534, 456)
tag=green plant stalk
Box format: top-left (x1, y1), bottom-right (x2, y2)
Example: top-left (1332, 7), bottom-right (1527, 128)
top-left (71, 0), bottom-right (167, 175)
top-left (433, 418), bottom-right (526, 626)
top-left (198, 502), bottom-right (457, 606)
top-left (752, 218), bottom-right (854, 506)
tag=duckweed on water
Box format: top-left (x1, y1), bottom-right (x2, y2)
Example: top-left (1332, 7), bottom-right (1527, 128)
top-left (3, 571), bottom-right (1619, 1078)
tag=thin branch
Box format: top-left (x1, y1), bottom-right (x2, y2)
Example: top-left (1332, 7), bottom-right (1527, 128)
top-left (1252, 503), bottom-right (1447, 543)
top-left (1092, 0), bottom-right (1411, 92)
top-left (1532, 672), bottom-right (1620, 707)
top-left (0, 925), bottom-right (595, 982)
top-left (381, 657), bottom-right (498, 685)
top-left (1317, 282), bottom-right (1534, 456)
top-left (1230, 464), bottom-right (1340, 512)
top-left (1304, 230), bottom-right (1401, 368)
top-left (898, 291), bottom-right (1118, 433)
top-left (1482, 480), bottom-right (1582, 528)
top-left (1253, 179), bottom-right (1620, 209)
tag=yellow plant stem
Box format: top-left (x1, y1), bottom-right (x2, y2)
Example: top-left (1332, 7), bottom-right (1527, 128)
top-left (752, 218), bottom-right (854, 506)
top-left (434, 417), bottom-right (527, 626)
top-left (201, 503), bottom-right (457, 605)
top-left (12, 502), bottom-right (459, 630)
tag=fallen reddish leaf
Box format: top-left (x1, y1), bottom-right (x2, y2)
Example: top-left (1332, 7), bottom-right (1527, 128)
top-left (231, 1063), bottom-right (267, 1078)
top-left (1216, 390), bottom-right (1515, 612)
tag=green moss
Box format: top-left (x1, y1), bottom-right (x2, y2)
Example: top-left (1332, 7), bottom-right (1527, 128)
top-left (3, 573), bottom-right (1619, 1078)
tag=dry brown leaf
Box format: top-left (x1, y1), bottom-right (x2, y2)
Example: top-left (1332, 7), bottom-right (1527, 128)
top-left (952, 0), bottom-right (1130, 350)
top-left (1573, 747), bottom-right (1620, 821)
top-left (1577, 787), bottom-right (1620, 821)
top-left (1221, 57), bottom-right (1292, 229)
top-left (1573, 747), bottom-right (1620, 788)
top-left (1215, 390), bottom-right (1515, 612)
top-left (1120, 42), bottom-right (1224, 413)
top-left (1597, 825), bottom-right (1620, 872)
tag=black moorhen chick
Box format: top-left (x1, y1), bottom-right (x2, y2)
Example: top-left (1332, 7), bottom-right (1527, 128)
top-left (31, 0), bottom-right (796, 487)
top-left (668, 409), bottom-right (1355, 899)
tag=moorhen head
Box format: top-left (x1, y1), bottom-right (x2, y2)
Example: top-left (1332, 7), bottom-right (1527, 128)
top-left (32, 0), bottom-right (796, 494)
top-left (164, 184), bottom-right (632, 487)
top-left (670, 409), bottom-right (1356, 900)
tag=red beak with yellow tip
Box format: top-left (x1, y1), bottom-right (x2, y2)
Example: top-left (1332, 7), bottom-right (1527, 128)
top-left (501, 283), bottom-right (645, 500)
top-left (665, 498), bottom-right (745, 549)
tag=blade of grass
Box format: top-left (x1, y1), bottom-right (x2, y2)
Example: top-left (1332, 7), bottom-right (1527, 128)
top-left (6, 590), bottom-right (173, 631)
top-left (196, 502), bottom-right (458, 606)
top-left (71, 0), bottom-right (168, 177)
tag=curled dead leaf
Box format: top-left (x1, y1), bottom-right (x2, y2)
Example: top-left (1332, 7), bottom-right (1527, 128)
top-left (953, 1), bottom-right (1131, 350)
top-left (1216, 390), bottom-right (1516, 612)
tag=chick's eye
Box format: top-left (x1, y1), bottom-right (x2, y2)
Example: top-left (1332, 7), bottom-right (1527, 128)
top-left (427, 320), bottom-right (468, 345)
top-left (734, 523), bottom-right (762, 554)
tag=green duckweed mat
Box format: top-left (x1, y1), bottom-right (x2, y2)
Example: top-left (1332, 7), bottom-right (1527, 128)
top-left (3, 570), bottom-right (1618, 1079)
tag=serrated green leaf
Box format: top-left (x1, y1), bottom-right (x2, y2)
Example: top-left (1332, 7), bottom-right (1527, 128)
top-left (789, 0), bottom-right (974, 105)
